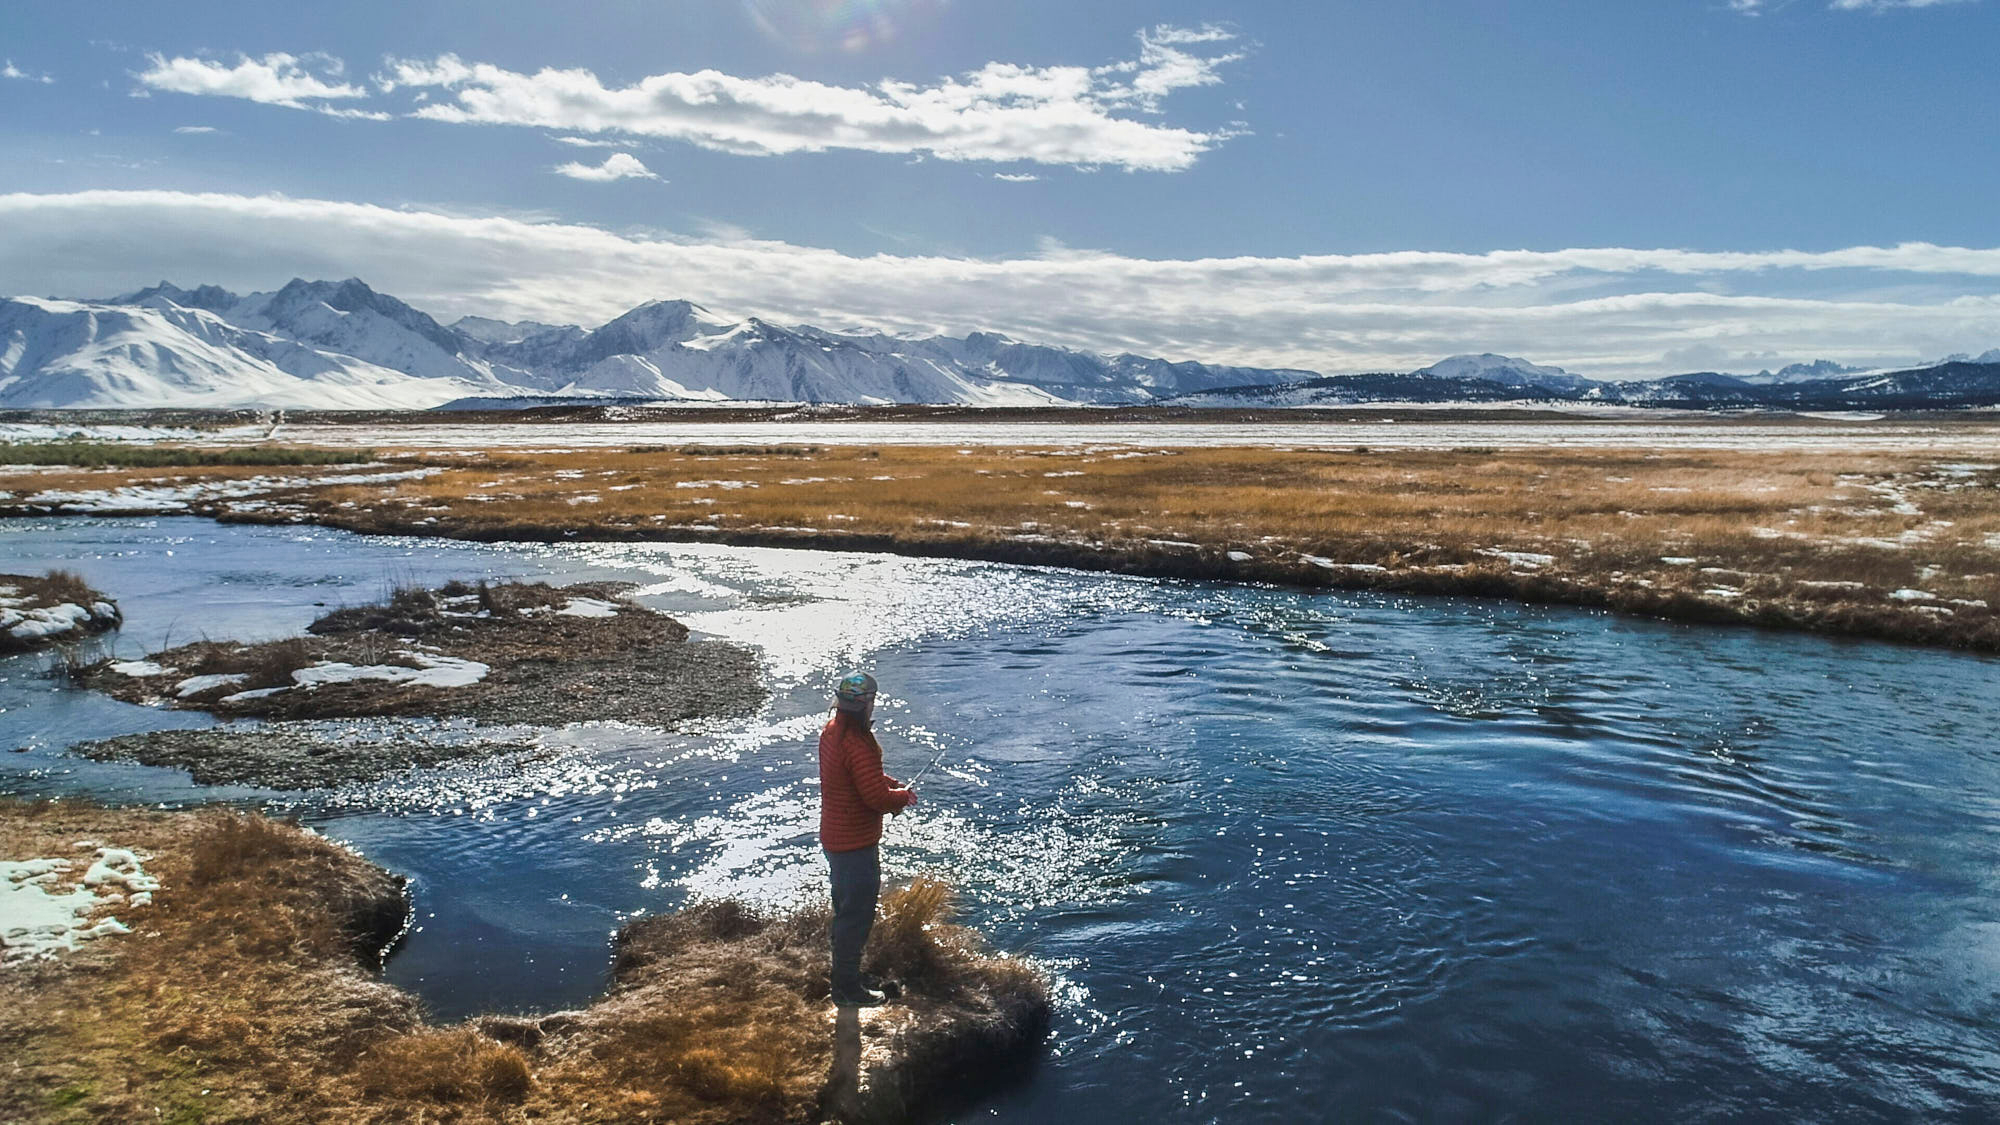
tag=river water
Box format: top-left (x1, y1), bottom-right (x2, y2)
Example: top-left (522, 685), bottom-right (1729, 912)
top-left (4, 517), bottom-right (2000, 1121)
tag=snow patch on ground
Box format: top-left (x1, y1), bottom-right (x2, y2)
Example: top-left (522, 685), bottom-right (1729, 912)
top-left (291, 654), bottom-right (489, 689)
top-left (175, 672), bottom-right (247, 697)
top-left (15, 468), bottom-right (433, 514)
top-left (556, 597), bottom-right (621, 618)
top-left (2, 846), bottom-right (157, 964)
top-left (109, 660), bottom-right (172, 677)
top-left (1, 600), bottom-right (97, 641)
top-left (1480, 548), bottom-right (1556, 569)
top-left (1300, 555), bottom-right (1387, 573)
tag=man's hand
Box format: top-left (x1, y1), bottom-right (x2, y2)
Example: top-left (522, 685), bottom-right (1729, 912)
top-left (890, 787), bottom-right (916, 813)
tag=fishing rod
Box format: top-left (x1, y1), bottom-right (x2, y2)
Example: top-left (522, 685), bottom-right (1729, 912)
top-left (909, 740), bottom-right (952, 785)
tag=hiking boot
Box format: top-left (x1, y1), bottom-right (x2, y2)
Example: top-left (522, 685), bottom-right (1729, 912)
top-left (832, 984), bottom-right (888, 1008)
top-left (861, 973), bottom-right (902, 1000)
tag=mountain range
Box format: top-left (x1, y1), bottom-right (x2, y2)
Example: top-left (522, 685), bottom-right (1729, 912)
top-left (0, 279), bottom-right (1313, 409)
top-left (1166, 352), bottom-right (2000, 410)
top-left (1, 279), bottom-right (1996, 411)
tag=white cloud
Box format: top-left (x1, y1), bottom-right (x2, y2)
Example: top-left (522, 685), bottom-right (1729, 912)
top-left (143, 28), bottom-right (1245, 171)
top-left (2, 190), bottom-right (1998, 378)
top-left (1736, 0), bottom-right (1973, 12)
top-left (172, 125), bottom-right (219, 135)
top-left (993, 172), bottom-right (1040, 182)
top-left (553, 152), bottom-right (661, 182)
top-left (552, 135), bottom-right (620, 148)
top-left (2, 60), bottom-right (54, 84)
top-left (132, 52), bottom-right (387, 118)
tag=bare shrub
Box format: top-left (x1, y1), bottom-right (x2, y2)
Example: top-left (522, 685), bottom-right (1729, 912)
top-left (39, 568), bottom-right (98, 604)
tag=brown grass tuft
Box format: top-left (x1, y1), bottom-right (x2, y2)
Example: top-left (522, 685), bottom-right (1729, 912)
top-left (38, 567), bottom-right (98, 604)
top-left (358, 1029), bottom-right (533, 1104)
top-left (870, 876), bottom-right (966, 988)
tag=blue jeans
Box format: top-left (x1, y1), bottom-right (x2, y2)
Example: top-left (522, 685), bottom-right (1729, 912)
top-left (826, 845), bottom-right (880, 996)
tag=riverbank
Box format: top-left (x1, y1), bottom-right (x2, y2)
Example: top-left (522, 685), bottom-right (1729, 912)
top-left (4, 440), bottom-right (1996, 653)
top-left (0, 800), bottom-right (1051, 1123)
top-left (0, 571), bottom-right (121, 654)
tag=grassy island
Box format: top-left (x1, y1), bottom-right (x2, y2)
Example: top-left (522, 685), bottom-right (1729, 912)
top-left (0, 800), bottom-right (1051, 1124)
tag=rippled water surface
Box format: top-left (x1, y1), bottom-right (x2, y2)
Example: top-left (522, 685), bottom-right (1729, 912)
top-left (5, 517), bottom-right (2000, 1121)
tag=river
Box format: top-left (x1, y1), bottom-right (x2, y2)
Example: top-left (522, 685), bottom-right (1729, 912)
top-left (4, 516), bottom-right (1999, 1120)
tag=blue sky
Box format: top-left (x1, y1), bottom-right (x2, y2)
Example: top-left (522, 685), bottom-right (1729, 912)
top-left (2, 0), bottom-right (1996, 377)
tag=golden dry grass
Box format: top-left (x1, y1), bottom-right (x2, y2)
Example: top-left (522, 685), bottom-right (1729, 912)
top-left (6, 441), bottom-right (1998, 649)
top-left (1, 803), bottom-right (1048, 1124)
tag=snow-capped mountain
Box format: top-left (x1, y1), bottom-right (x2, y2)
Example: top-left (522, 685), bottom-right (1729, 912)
top-left (1, 279), bottom-right (1318, 409)
top-left (9, 280), bottom-right (1998, 411)
top-left (1171, 356), bottom-right (2000, 410)
top-left (1745, 359), bottom-right (1866, 384)
top-left (1412, 354), bottom-right (1602, 394)
top-left (1939, 348), bottom-right (2000, 366)
top-left (1598, 361), bottom-right (2000, 409)
top-left (0, 296), bottom-right (504, 409)
top-left (450, 315), bottom-right (577, 347)
top-left (1163, 373), bottom-right (1572, 408)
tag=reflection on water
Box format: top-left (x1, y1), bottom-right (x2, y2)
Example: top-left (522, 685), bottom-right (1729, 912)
top-left (5, 516), bottom-right (2000, 1120)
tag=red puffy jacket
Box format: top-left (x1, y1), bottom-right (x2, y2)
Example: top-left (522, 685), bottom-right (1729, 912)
top-left (818, 713), bottom-right (912, 852)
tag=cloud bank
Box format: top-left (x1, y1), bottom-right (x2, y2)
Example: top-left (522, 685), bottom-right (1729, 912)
top-left (132, 27), bottom-right (1244, 172)
top-left (1, 190), bottom-right (1995, 378)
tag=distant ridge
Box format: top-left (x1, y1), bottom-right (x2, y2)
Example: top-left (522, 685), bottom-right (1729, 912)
top-left (0, 279), bottom-right (1314, 409)
top-left (1, 280), bottom-right (1995, 410)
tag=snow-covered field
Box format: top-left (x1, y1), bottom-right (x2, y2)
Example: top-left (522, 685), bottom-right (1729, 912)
top-left (229, 418), bottom-right (2000, 453)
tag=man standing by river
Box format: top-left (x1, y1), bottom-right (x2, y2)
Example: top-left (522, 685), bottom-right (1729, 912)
top-left (820, 671), bottom-right (916, 1007)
